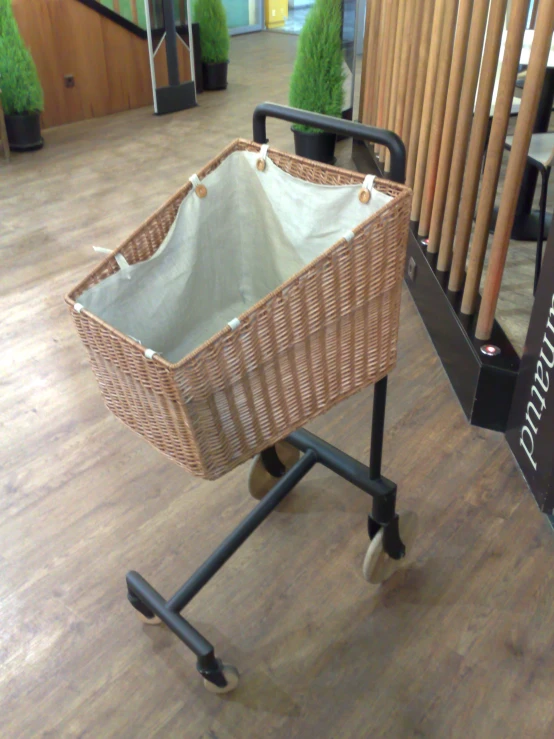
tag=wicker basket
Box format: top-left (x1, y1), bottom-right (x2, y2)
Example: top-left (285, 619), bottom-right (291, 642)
top-left (66, 139), bottom-right (412, 480)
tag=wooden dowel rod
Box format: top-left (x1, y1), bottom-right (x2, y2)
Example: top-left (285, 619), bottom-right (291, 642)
top-left (131, 0), bottom-right (139, 24)
top-left (371, 0), bottom-right (384, 127)
top-left (436, 0), bottom-right (492, 271)
top-left (385, 0), bottom-right (407, 170)
top-left (180, 0), bottom-right (186, 23)
top-left (530, 0), bottom-right (538, 28)
top-left (410, 0), bottom-right (447, 219)
top-left (425, 0), bottom-right (475, 250)
top-left (375, 0), bottom-right (393, 162)
top-left (384, 0), bottom-right (402, 171)
top-left (393, 0), bottom-right (415, 146)
top-left (448, 0), bottom-right (508, 290)
top-left (113, 0), bottom-right (120, 12)
top-left (476, 0), bottom-right (554, 340)
top-left (406, 0), bottom-right (436, 187)
top-left (363, 0), bottom-right (383, 126)
top-left (418, 0), bottom-right (461, 238)
top-left (460, 0), bottom-right (529, 316)
top-left (359, 0), bottom-right (373, 123)
top-left (401, 0), bottom-right (425, 149)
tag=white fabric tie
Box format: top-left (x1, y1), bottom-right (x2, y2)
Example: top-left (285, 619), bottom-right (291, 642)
top-left (93, 246), bottom-right (131, 278)
top-left (362, 175), bottom-right (376, 192)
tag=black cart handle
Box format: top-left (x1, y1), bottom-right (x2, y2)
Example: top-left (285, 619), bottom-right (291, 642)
top-left (252, 102), bottom-right (406, 185)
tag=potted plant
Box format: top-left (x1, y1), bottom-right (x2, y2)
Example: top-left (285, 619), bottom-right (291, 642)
top-left (288, 0), bottom-right (344, 164)
top-left (0, 1), bottom-right (44, 151)
top-left (194, 0), bottom-right (230, 91)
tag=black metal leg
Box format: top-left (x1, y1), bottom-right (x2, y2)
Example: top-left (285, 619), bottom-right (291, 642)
top-left (370, 376), bottom-right (388, 480)
top-left (127, 376), bottom-right (407, 687)
top-left (166, 450), bottom-right (317, 614)
top-left (535, 166), bottom-right (550, 295)
top-left (126, 451), bottom-right (318, 688)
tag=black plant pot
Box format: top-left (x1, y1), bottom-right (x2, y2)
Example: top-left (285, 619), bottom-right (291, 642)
top-left (202, 61), bottom-right (228, 91)
top-left (292, 127), bottom-right (336, 164)
top-left (5, 110), bottom-right (43, 152)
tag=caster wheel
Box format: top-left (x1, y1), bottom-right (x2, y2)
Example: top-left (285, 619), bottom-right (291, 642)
top-left (135, 611), bottom-right (162, 625)
top-left (203, 664), bottom-right (240, 694)
top-left (248, 442), bottom-right (300, 500)
top-left (363, 511), bottom-right (419, 584)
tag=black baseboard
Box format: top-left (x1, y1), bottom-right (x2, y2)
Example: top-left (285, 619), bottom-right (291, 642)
top-left (352, 139), bottom-right (519, 431)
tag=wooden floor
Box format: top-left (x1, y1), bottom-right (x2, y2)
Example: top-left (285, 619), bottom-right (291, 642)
top-left (2, 31), bottom-right (554, 739)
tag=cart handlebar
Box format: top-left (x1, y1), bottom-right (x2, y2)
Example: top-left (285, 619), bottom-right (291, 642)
top-left (252, 103), bottom-right (406, 184)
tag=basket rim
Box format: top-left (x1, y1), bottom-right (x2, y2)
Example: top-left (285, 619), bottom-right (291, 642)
top-left (65, 138), bottom-right (412, 371)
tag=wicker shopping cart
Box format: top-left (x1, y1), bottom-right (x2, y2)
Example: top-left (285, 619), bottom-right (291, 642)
top-left (66, 103), bottom-right (414, 693)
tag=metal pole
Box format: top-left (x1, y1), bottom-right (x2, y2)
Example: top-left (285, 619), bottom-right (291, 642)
top-left (370, 376), bottom-right (388, 480)
top-left (162, 0), bottom-right (180, 86)
top-left (144, 0), bottom-right (159, 113)
top-left (186, 0), bottom-right (197, 97)
top-left (166, 450), bottom-right (318, 613)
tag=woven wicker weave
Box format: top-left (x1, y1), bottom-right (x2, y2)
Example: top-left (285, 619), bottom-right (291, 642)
top-left (66, 140), bottom-right (412, 480)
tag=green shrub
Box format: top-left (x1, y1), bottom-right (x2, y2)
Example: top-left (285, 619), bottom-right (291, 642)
top-left (289, 0), bottom-right (344, 133)
top-left (194, 0), bottom-right (229, 65)
top-left (0, 1), bottom-right (43, 115)
top-left (0, 0), bottom-right (19, 36)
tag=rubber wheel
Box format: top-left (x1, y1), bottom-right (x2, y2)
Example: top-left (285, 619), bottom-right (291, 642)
top-left (135, 611), bottom-right (162, 625)
top-left (248, 442), bottom-right (300, 500)
top-left (363, 511), bottom-right (419, 584)
top-left (203, 665), bottom-right (240, 694)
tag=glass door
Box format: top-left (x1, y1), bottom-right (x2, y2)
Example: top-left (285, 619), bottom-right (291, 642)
top-left (223, 0), bottom-right (263, 34)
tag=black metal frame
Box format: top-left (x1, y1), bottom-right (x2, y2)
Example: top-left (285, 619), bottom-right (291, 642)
top-left (126, 104), bottom-right (407, 690)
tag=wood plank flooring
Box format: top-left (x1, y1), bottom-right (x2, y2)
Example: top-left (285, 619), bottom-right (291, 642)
top-left (2, 31), bottom-right (554, 739)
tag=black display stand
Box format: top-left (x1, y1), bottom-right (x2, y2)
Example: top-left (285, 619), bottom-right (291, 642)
top-left (146, 0), bottom-right (197, 115)
top-left (507, 226), bottom-right (554, 513)
top-left (352, 139), bottom-right (520, 432)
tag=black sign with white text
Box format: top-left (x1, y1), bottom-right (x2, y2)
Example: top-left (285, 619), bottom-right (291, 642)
top-left (507, 228), bottom-right (554, 513)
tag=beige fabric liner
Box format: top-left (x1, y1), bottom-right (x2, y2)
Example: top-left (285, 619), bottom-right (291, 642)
top-left (79, 150), bottom-right (392, 363)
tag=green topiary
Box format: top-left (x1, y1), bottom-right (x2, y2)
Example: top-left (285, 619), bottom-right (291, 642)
top-left (289, 0), bottom-right (344, 133)
top-left (194, 0), bottom-right (230, 65)
top-left (0, 0), bottom-right (43, 116)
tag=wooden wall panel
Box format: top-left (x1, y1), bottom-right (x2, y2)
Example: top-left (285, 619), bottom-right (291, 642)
top-left (12, 0), bottom-right (192, 129)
